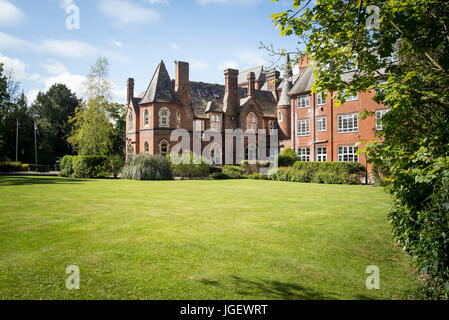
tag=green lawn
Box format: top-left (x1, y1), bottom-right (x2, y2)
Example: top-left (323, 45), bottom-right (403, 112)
top-left (0, 176), bottom-right (416, 300)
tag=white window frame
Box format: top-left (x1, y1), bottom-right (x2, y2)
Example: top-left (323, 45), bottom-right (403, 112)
top-left (375, 109), bottom-right (389, 130)
top-left (298, 147), bottom-right (310, 162)
top-left (210, 114), bottom-right (222, 131)
top-left (338, 145), bottom-right (359, 163)
top-left (338, 113), bottom-right (358, 133)
top-left (316, 146), bottom-right (327, 162)
top-left (317, 116), bottom-right (327, 132)
top-left (159, 107), bottom-right (170, 128)
top-left (298, 94), bottom-right (310, 108)
top-left (159, 139), bottom-right (169, 156)
top-left (297, 119), bottom-right (310, 137)
top-left (317, 93), bottom-right (327, 106)
top-left (195, 120), bottom-right (205, 131)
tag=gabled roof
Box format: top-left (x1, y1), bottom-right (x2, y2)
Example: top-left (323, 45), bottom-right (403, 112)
top-left (205, 100), bottom-right (222, 113)
top-left (240, 91), bottom-right (277, 118)
top-left (238, 66), bottom-right (265, 85)
top-left (130, 97), bottom-right (141, 115)
top-left (288, 64), bottom-right (317, 95)
top-left (139, 61), bottom-right (180, 105)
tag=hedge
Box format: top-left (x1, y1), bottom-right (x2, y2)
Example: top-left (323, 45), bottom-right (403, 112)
top-left (59, 156), bottom-right (74, 177)
top-left (0, 162), bottom-right (30, 172)
top-left (171, 152), bottom-right (210, 178)
top-left (272, 161), bottom-right (366, 185)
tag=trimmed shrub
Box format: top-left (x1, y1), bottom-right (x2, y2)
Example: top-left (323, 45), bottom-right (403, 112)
top-left (222, 165), bottom-right (247, 179)
top-left (59, 155), bottom-right (74, 177)
top-left (312, 171), bottom-right (344, 184)
top-left (109, 155), bottom-right (124, 179)
top-left (121, 154), bottom-right (173, 181)
top-left (171, 152), bottom-right (210, 178)
top-left (277, 147), bottom-right (297, 167)
top-left (72, 156), bottom-right (108, 179)
top-left (293, 161), bottom-right (365, 184)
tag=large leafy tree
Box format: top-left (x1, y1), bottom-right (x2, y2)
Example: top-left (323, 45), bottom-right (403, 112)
top-left (271, 0), bottom-right (449, 298)
top-left (30, 84), bottom-right (79, 164)
top-left (68, 57), bottom-right (113, 156)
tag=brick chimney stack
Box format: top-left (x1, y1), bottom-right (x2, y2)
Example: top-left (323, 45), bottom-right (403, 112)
top-left (247, 72), bottom-right (256, 97)
top-left (267, 70), bottom-right (280, 92)
top-left (127, 78), bottom-right (134, 106)
top-left (175, 61), bottom-right (189, 92)
top-left (223, 68), bottom-right (239, 118)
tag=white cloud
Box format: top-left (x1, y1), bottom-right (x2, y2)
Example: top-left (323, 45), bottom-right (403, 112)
top-left (148, 0), bottom-right (169, 4)
top-left (26, 89), bottom-right (40, 104)
top-left (97, 0), bottom-right (161, 26)
top-left (42, 59), bottom-right (68, 75)
top-left (39, 39), bottom-right (99, 59)
top-left (218, 60), bottom-right (239, 70)
top-left (0, 54), bottom-right (41, 81)
top-left (0, 1), bottom-right (25, 27)
top-left (170, 42), bottom-right (180, 50)
top-left (0, 32), bottom-right (128, 62)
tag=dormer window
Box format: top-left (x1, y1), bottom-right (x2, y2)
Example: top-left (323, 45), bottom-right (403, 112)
top-left (195, 120), bottom-right (205, 131)
top-left (159, 107), bottom-right (170, 127)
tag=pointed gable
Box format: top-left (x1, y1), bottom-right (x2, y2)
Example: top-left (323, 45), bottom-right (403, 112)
top-left (139, 61), bottom-right (180, 104)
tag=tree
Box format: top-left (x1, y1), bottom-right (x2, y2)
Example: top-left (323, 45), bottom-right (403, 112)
top-left (271, 0), bottom-right (449, 298)
top-left (68, 57), bottom-right (114, 156)
top-left (30, 84), bottom-right (79, 164)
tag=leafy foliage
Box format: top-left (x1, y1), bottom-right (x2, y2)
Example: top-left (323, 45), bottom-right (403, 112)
top-left (277, 147), bottom-right (297, 167)
top-left (271, 0), bottom-right (449, 298)
top-left (59, 155), bottom-right (74, 177)
top-left (72, 156), bottom-right (108, 179)
top-left (121, 154), bottom-right (173, 181)
top-left (171, 152), bottom-right (210, 178)
top-left (109, 154), bottom-right (124, 179)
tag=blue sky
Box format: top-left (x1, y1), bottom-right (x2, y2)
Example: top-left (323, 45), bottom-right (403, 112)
top-left (0, 0), bottom-right (297, 104)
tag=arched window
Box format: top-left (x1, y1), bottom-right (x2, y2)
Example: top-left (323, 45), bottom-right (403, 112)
top-left (246, 112), bottom-right (257, 131)
top-left (128, 112), bottom-right (134, 131)
top-left (159, 139), bottom-right (169, 156)
top-left (127, 144), bottom-right (135, 161)
top-left (245, 143), bottom-right (257, 161)
top-left (144, 141), bottom-right (149, 154)
top-left (144, 109), bottom-right (150, 127)
top-left (159, 107), bottom-right (170, 127)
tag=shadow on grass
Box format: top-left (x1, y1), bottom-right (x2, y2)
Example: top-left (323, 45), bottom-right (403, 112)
top-left (200, 276), bottom-right (338, 300)
top-left (0, 175), bottom-right (89, 186)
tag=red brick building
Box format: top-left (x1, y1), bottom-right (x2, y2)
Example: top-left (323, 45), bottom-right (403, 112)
top-left (126, 57), bottom-right (388, 172)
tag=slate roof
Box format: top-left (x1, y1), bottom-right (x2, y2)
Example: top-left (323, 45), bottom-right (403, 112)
top-left (240, 90), bottom-right (277, 118)
top-left (130, 97), bottom-right (141, 115)
top-left (288, 64), bottom-right (317, 95)
top-left (139, 61), bottom-right (180, 105)
top-left (190, 81), bottom-right (248, 118)
top-left (278, 77), bottom-right (292, 106)
top-left (238, 66), bottom-right (265, 85)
